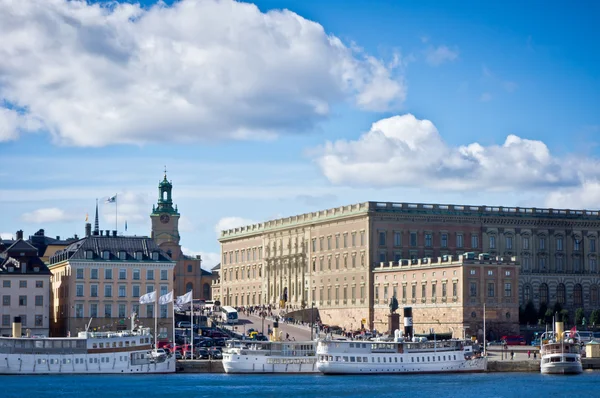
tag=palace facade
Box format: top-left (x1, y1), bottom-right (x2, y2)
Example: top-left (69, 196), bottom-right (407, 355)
top-left (215, 201), bottom-right (600, 334)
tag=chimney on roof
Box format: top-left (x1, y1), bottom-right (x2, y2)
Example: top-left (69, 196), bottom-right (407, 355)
top-left (85, 223), bottom-right (91, 237)
top-left (16, 230), bottom-right (23, 240)
top-left (106, 230), bottom-right (110, 237)
top-left (56, 236), bottom-right (60, 240)
top-left (112, 230), bottom-right (117, 237)
top-left (100, 230), bottom-right (104, 236)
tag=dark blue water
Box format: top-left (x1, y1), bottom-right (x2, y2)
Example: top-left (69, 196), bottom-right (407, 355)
top-left (3, 372), bottom-right (600, 397)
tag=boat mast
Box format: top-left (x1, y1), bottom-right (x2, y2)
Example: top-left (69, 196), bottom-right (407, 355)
top-left (483, 302), bottom-right (486, 356)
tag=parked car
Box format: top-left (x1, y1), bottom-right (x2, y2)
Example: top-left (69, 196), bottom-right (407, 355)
top-left (196, 348), bottom-right (210, 360)
top-left (212, 337), bottom-right (227, 347)
top-left (177, 321), bottom-right (192, 328)
top-left (209, 348), bottom-right (223, 360)
top-left (175, 351), bottom-right (183, 360)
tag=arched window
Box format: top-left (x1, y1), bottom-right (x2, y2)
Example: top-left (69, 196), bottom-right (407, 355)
top-left (574, 284), bottom-right (583, 307)
top-left (203, 283), bottom-right (211, 300)
top-left (557, 283), bottom-right (566, 304)
top-left (591, 285), bottom-right (599, 306)
top-left (539, 283), bottom-right (549, 304)
top-left (524, 284), bottom-right (532, 303)
top-left (186, 282), bottom-right (193, 293)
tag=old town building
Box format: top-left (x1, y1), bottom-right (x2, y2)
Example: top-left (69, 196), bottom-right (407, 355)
top-left (372, 255), bottom-right (520, 340)
top-left (150, 171), bottom-right (213, 300)
top-left (0, 239), bottom-right (51, 337)
top-left (48, 227), bottom-right (175, 338)
top-left (217, 201), bottom-right (600, 336)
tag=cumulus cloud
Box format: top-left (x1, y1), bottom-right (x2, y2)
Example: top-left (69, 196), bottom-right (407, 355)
top-left (545, 180), bottom-right (600, 210)
top-left (215, 216), bottom-right (258, 236)
top-left (425, 45), bottom-right (459, 66)
top-left (314, 113), bottom-right (600, 192)
top-left (21, 207), bottom-right (79, 223)
top-left (0, 0), bottom-right (406, 146)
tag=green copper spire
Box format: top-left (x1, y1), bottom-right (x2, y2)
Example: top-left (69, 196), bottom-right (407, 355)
top-left (152, 167), bottom-right (179, 215)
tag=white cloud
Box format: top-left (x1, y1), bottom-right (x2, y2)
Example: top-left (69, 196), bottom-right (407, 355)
top-left (480, 92), bottom-right (492, 102)
top-left (313, 113), bottom-right (600, 192)
top-left (425, 45), bottom-right (458, 66)
top-left (0, 107), bottom-right (42, 142)
top-left (181, 247), bottom-right (220, 270)
top-left (1, 232), bottom-right (14, 240)
top-left (0, 0), bottom-right (405, 146)
top-left (100, 191), bottom-right (150, 231)
top-left (215, 216), bottom-right (258, 236)
top-left (21, 207), bottom-right (78, 223)
top-left (545, 180), bottom-right (600, 210)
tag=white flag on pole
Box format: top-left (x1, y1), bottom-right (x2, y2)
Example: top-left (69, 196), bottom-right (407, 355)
top-left (175, 290), bottom-right (193, 306)
top-left (159, 291), bottom-right (173, 305)
top-left (139, 291), bottom-right (156, 304)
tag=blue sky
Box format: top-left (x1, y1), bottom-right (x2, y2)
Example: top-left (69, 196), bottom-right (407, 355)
top-left (1, 0), bottom-right (599, 268)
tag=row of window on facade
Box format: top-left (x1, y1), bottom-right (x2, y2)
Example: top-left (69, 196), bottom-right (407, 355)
top-left (523, 283), bottom-right (598, 307)
top-left (521, 257), bottom-right (597, 272)
top-left (70, 303), bottom-right (170, 319)
top-left (74, 268), bottom-right (168, 281)
top-left (75, 283), bottom-right (169, 299)
top-left (375, 282), bottom-right (462, 301)
top-left (376, 231), bottom-right (596, 252)
top-left (316, 285), bottom-right (366, 304)
top-left (1, 314), bottom-right (43, 327)
top-left (223, 265), bottom-right (263, 282)
top-left (2, 294), bottom-right (45, 307)
top-left (84, 250), bottom-right (160, 261)
top-left (311, 253), bottom-right (366, 272)
top-left (310, 231), bottom-right (367, 253)
top-left (222, 246), bottom-right (264, 266)
top-left (2, 280), bottom-right (44, 288)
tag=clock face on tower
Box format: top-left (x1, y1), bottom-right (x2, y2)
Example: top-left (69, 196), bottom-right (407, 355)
top-left (160, 214), bottom-right (170, 224)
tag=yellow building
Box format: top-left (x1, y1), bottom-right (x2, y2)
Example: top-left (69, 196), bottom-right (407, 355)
top-left (48, 229), bottom-right (175, 338)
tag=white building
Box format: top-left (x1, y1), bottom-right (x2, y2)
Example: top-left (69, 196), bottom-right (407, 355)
top-left (0, 239), bottom-right (52, 336)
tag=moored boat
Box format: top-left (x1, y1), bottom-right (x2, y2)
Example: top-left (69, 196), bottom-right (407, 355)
top-left (540, 320), bottom-right (583, 375)
top-left (222, 321), bottom-right (317, 373)
top-left (316, 307), bottom-right (487, 375)
top-left (0, 317), bottom-right (175, 374)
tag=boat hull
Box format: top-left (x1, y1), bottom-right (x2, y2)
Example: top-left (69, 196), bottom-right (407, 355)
top-left (317, 357), bottom-right (487, 375)
top-left (541, 361), bottom-right (583, 375)
top-left (0, 353), bottom-right (176, 375)
top-left (222, 355), bottom-right (318, 373)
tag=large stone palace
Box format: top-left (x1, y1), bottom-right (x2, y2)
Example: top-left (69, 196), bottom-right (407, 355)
top-left (214, 201), bottom-right (600, 335)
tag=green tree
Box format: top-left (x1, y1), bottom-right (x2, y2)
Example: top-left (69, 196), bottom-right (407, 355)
top-left (560, 309), bottom-right (570, 325)
top-left (538, 302), bottom-right (548, 324)
top-left (522, 301), bottom-right (537, 325)
top-left (575, 308), bottom-right (585, 326)
top-left (553, 302), bottom-right (563, 315)
top-left (544, 309), bottom-right (553, 324)
top-left (590, 309), bottom-right (600, 328)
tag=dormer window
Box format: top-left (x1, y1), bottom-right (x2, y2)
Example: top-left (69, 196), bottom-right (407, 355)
top-left (85, 250), bottom-right (93, 259)
top-left (34, 267), bottom-right (40, 273)
top-left (119, 251), bottom-right (126, 260)
top-left (102, 250), bottom-right (110, 260)
top-left (151, 252), bottom-right (159, 261)
top-left (135, 251), bottom-right (143, 260)
top-left (8, 267), bottom-right (14, 273)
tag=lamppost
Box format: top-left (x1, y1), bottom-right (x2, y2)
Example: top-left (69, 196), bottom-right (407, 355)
top-left (310, 302), bottom-right (315, 340)
top-left (261, 311), bottom-right (266, 335)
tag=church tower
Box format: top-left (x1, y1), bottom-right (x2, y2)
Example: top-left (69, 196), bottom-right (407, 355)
top-left (150, 168), bottom-right (181, 256)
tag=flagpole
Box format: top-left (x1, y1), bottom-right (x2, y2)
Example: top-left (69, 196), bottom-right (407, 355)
top-left (172, 298), bottom-right (176, 351)
top-left (154, 297), bottom-right (158, 353)
top-left (190, 290), bottom-right (194, 360)
top-left (115, 193), bottom-right (118, 234)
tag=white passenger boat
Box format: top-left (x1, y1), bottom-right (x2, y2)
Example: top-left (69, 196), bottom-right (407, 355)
top-left (540, 320), bottom-right (583, 375)
top-left (317, 336), bottom-right (486, 374)
top-left (0, 318), bottom-right (175, 374)
top-left (316, 307), bottom-right (486, 375)
top-left (222, 339), bottom-right (318, 373)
